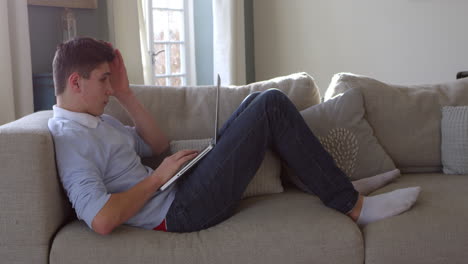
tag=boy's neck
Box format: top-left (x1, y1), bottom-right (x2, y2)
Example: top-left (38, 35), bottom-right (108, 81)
top-left (56, 96), bottom-right (84, 114)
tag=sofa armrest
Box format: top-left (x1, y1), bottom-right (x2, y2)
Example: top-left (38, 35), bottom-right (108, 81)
top-left (0, 111), bottom-right (73, 264)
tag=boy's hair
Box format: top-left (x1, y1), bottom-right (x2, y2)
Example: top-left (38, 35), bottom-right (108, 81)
top-left (52, 37), bottom-right (115, 96)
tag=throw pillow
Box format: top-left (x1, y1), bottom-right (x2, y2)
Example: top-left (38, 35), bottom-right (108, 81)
top-left (169, 139), bottom-right (283, 199)
top-left (441, 106), bottom-right (468, 174)
top-left (292, 88), bottom-right (396, 181)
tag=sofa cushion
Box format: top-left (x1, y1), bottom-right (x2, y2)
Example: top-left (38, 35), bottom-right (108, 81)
top-left (169, 139), bottom-right (282, 198)
top-left (297, 88), bottom-right (395, 181)
top-left (50, 189), bottom-right (364, 264)
top-left (105, 72), bottom-right (321, 140)
top-left (441, 106), bottom-right (468, 174)
top-left (363, 173), bottom-right (468, 264)
top-left (324, 73), bottom-right (468, 173)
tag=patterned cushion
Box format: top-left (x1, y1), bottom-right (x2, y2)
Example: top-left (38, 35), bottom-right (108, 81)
top-left (318, 128), bottom-right (358, 178)
top-left (290, 88), bottom-right (395, 182)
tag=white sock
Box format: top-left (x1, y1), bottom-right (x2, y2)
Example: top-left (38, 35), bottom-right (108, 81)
top-left (356, 186), bottom-right (421, 226)
top-left (352, 169), bottom-right (401, 195)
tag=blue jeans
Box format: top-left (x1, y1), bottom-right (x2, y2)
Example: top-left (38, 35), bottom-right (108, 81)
top-left (165, 89), bottom-right (358, 232)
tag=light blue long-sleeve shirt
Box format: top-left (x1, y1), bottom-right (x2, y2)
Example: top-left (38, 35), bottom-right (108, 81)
top-left (48, 105), bottom-right (177, 230)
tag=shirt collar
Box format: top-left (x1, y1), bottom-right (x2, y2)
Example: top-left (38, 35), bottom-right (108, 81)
top-left (53, 105), bottom-right (101, 129)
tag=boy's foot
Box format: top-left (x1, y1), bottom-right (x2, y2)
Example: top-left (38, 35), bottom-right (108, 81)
top-left (355, 186), bottom-right (421, 226)
top-left (352, 169), bottom-right (401, 195)
top-left (356, 186), bottom-right (421, 226)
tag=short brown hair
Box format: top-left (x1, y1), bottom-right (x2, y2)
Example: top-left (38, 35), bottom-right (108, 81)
top-left (52, 37), bottom-right (115, 95)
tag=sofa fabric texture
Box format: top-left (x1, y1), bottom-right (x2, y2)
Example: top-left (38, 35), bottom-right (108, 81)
top-left (363, 173), bottom-right (468, 264)
top-left (325, 73), bottom-right (468, 173)
top-left (0, 111), bottom-right (73, 264)
top-left (441, 106), bottom-right (468, 174)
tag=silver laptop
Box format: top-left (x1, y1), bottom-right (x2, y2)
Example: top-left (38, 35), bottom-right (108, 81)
top-left (160, 75), bottom-right (221, 191)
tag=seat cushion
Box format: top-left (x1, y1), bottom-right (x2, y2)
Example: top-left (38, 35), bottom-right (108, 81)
top-left (50, 188), bottom-right (363, 264)
top-left (363, 173), bottom-right (468, 264)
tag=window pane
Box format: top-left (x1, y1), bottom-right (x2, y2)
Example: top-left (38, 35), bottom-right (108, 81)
top-left (168, 11), bottom-right (184, 41)
top-left (167, 0), bottom-right (183, 9)
top-left (170, 44), bottom-right (182, 74)
top-left (153, 0), bottom-right (183, 9)
top-left (154, 44), bottom-right (166, 75)
top-left (152, 0), bottom-right (167, 8)
top-left (155, 77), bottom-right (167, 86)
top-left (169, 77), bottom-right (182, 86)
top-left (153, 10), bottom-right (167, 41)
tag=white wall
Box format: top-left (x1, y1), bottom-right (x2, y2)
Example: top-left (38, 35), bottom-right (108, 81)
top-left (254, 0), bottom-right (468, 95)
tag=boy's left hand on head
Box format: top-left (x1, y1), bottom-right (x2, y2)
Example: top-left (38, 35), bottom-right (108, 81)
top-left (109, 48), bottom-right (132, 100)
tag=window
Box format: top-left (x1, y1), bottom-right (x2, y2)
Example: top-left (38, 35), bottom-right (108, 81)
top-left (146, 0), bottom-right (196, 86)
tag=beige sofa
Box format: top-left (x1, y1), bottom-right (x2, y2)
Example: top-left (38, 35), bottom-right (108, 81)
top-left (1, 72), bottom-right (468, 264)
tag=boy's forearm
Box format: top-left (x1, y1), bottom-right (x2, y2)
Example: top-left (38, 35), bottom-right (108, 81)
top-left (116, 92), bottom-right (169, 155)
top-left (92, 172), bottom-right (164, 235)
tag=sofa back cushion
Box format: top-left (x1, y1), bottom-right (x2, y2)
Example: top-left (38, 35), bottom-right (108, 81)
top-left (324, 73), bottom-right (468, 173)
top-left (105, 72), bottom-right (320, 140)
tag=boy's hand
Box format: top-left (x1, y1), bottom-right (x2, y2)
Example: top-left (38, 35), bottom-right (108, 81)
top-left (109, 48), bottom-right (132, 100)
top-left (152, 150), bottom-right (199, 185)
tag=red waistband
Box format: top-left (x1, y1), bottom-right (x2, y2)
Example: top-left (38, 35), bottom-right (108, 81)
top-left (153, 218), bottom-right (167, 232)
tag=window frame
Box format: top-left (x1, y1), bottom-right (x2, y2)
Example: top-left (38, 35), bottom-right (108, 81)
top-left (146, 0), bottom-right (196, 86)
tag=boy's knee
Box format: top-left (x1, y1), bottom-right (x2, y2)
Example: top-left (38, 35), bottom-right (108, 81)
top-left (243, 91), bottom-right (262, 104)
top-left (260, 89), bottom-right (288, 103)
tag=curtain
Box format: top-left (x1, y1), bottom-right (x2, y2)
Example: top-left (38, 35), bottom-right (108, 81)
top-left (107, 0), bottom-right (146, 84)
top-left (138, 0), bottom-right (153, 85)
top-left (0, 0), bottom-right (34, 125)
top-left (212, 0), bottom-right (246, 85)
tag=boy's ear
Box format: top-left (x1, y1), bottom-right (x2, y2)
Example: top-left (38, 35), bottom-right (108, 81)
top-left (68, 72), bottom-right (81, 93)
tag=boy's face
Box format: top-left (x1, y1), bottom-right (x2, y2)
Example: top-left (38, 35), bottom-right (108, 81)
top-left (78, 62), bottom-right (113, 116)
